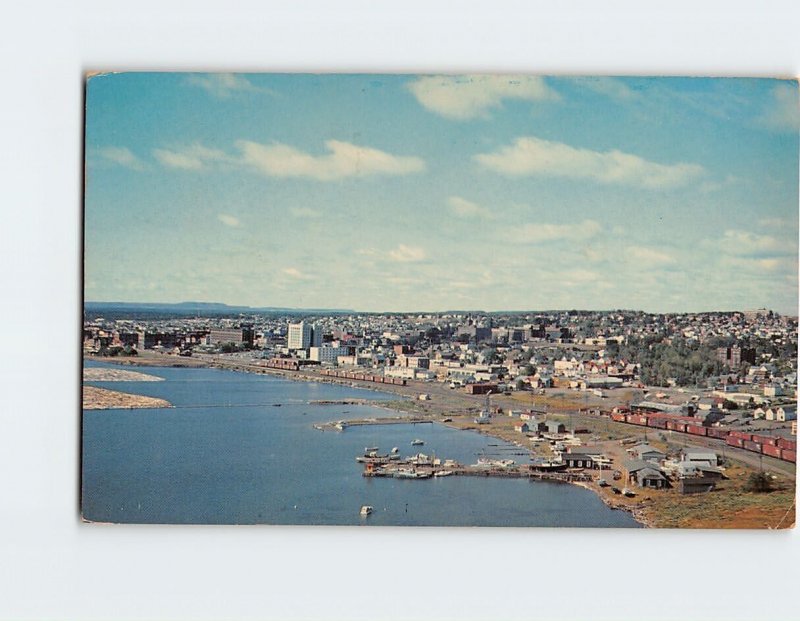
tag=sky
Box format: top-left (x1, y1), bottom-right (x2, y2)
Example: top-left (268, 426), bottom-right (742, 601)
top-left (84, 73), bottom-right (799, 314)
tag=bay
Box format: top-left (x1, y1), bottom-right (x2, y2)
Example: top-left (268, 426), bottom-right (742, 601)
top-left (82, 360), bottom-right (640, 527)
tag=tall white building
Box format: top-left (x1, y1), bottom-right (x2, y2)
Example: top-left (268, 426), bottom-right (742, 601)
top-left (287, 321), bottom-right (322, 350)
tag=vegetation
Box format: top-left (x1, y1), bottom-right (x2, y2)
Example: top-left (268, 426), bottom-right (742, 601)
top-left (744, 472), bottom-right (774, 493)
top-left (97, 345), bottom-right (138, 357)
top-left (613, 336), bottom-right (723, 387)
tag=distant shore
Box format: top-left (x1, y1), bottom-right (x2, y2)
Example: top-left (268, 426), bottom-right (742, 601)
top-left (83, 385), bottom-right (172, 410)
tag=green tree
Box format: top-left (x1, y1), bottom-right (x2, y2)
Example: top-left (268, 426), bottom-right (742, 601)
top-left (744, 472), bottom-right (773, 493)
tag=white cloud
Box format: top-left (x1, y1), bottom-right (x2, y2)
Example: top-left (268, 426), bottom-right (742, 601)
top-left (237, 139), bottom-right (425, 180)
top-left (758, 82), bottom-right (799, 132)
top-left (407, 75), bottom-right (558, 120)
top-left (290, 207), bottom-right (322, 218)
top-left (153, 144), bottom-right (230, 170)
top-left (475, 136), bottom-right (705, 189)
top-left (185, 73), bottom-right (268, 98)
top-left (217, 214), bottom-right (240, 227)
top-left (509, 219), bottom-right (601, 244)
top-left (719, 229), bottom-right (795, 258)
top-left (97, 146), bottom-right (145, 170)
top-left (626, 246), bottom-right (676, 266)
top-left (388, 244), bottom-right (426, 262)
top-left (153, 139), bottom-right (424, 181)
top-left (447, 196), bottom-right (493, 219)
top-left (283, 267), bottom-right (313, 280)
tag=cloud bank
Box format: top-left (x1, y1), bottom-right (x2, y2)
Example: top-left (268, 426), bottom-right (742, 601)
top-left (407, 75), bottom-right (558, 120)
top-left (475, 136), bottom-right (705, 189)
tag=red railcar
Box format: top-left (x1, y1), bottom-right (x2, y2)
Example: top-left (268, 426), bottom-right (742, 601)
top-left (648, 417), bottom-right (668, 429)
top-left (706, 428), bottom-right (728, 439)
top-left (611, 413), bottom-right (626, 423)
top-left (781, 449), bottom-right (796, 463)
top-left (729, 430), bottom-right (752, 441)
top-left (726, 436), bottom-right (744, 448)
top-left (752, 434), bottom-right (779, 447)
top-left (686, 425), bottom-right (707, 437)
top-left (629, 415), bottom-right (649, 426)
top-left (762, 444), bottom-right (783, 459)
top-left (743, 440), bottom-right (762, 453)
top-left (777, 438), bottom-right (797, 451)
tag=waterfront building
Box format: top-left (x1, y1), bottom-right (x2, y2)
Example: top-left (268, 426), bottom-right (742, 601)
top-left (309, 345), bottom-right (350, 364)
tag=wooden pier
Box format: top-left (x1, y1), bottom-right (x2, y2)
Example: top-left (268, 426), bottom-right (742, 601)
top-left (361, 461), bottom-right (593, 483)
top-left (315, 416), bottom-right (434, 431)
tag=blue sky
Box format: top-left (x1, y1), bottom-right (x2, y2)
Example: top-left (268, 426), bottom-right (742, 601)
top-left (84, 74), bottom-right (799, 314)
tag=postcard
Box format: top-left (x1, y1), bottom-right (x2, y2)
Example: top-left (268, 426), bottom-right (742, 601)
top-left (82, 73), bottom-right (798, 527)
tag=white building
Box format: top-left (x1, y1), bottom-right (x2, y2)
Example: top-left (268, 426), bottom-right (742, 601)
top-left (287, 321), bottom-right (322, 350)
top-left (309, 345), bottom-right (349, 364)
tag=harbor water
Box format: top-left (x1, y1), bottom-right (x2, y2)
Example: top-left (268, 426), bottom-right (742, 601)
top-left (82, 361), bottom-right (641, 527)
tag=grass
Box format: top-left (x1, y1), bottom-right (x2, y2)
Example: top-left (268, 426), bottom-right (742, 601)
top-left (642, 464), bottom-right (796, 529)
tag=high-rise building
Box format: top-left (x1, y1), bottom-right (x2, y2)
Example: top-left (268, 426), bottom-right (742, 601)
top-left (287, 321), bottom-right (322, 350)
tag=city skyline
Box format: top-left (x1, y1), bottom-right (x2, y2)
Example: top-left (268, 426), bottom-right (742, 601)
top-left (84, 74), bottom-right (799, 314)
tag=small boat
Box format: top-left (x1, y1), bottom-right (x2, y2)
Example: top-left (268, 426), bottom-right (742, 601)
top-left (391, 447), bottom-right (399, 454)
top-left (612, 487), bottom-right (622, 495)
top-left (598, 479), bottom-right (610, 488)
top-left (411, 439), bottom-right (424, 446)
top-left (360, 505), bottom-right (373, 516)
top-left (393, 469), bottom-right (431, 479)
top-left (622, 488), bottom-right (636, 497)
top-left (433, 470), bottom-right (453, 477)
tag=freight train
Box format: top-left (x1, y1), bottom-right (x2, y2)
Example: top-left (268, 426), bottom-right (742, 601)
top-left (609, 411), bottom-right (796, 463)
top-left (320, 369), bottom-right (407, 386)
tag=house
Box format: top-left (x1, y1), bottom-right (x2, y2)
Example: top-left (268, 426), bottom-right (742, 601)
top-left (677, 462), bottom-right (725, 479)
top-left (764, 384), bottom-right (784, 398)
top-left (776, 406), bottom-right (797, 422)
top-left (538, 421), bottom-right (567, 434)
top-left (563, 453), bottom-right (594, 468)
top-left (678, 476), bottom-right (719, 494)
top-left (628, 443), bottom-right (666, 463)
top-left (563, 446), bottom-right (607, 469)
top-left (624, 459), bottom-right (669, 489)
top-left (681, 449), bottom-right (718, 467)
top-left (513, 422), bottom-right (530, 433)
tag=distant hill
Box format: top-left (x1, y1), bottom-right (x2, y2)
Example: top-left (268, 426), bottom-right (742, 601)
top-left (84, 301), bottom-right (355, 317)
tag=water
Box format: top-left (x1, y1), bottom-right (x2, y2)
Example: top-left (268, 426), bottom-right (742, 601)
top-left (82, 361), bottom-right (640, 527)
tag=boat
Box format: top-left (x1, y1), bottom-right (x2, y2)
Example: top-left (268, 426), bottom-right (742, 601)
top-left (360, 505), bottom-right (373, 516)
top-left (622, 488), bottom-right (636, 497)
top-left (393, 469), bottom-right (431, 479)
top-left (433, 470), bottom-right (453, 477)
top-left (598, 479), bottom-right (610, 488)
top-left (411, 439), bottom-right (424, 446)
top-left (391, 447), bottom-right (399, 454)
top-left (365, 447), bottom-right (379, 453)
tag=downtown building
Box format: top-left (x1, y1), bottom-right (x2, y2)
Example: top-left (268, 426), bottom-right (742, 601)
top-left (287, 321), bottom-right (323, 350)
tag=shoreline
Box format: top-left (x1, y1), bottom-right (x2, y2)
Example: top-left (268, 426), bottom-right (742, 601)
top-left (85, 354), bottom-right (649, 527)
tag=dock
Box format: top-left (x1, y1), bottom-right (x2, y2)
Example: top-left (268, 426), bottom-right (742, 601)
top-left (360, 458), bottom-right (592, 483)
top-left (315, 416), bottom-right (434, 431)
